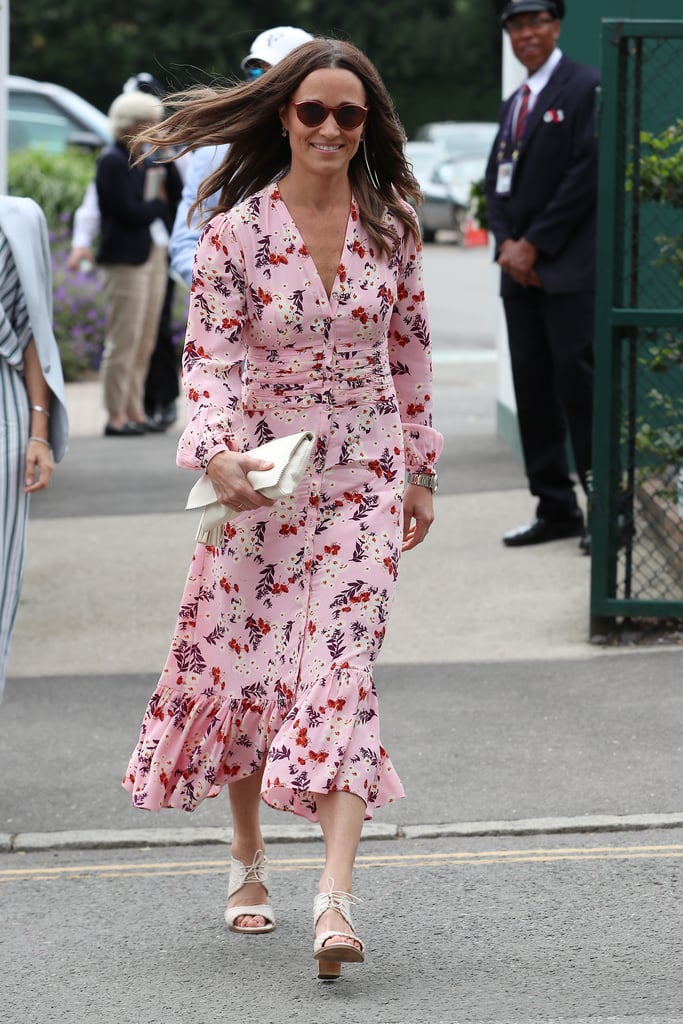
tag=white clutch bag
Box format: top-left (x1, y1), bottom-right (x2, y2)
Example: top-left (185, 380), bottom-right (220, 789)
top-left (186, 430), bottom-right (316, 546)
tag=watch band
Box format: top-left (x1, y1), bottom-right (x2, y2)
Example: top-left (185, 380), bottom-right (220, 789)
top-left (407, 472), bottom-right (438, 492)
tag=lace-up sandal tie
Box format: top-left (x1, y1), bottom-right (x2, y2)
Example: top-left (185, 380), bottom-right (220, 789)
top-left (224, 850), bottom-right (275, 934)
top-left (313, 879), bottom-right (364, 979)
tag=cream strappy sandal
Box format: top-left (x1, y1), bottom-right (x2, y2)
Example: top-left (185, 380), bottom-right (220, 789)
top-left (224, 850), bottom-right (275, 934)
top-left (313, 879), bottom-right (364, 979)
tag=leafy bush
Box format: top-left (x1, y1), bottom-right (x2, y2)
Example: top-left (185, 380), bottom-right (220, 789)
top-left (50, 228), bottom-right (108, 382)
top-left (8, 147), bottom-right (97, 230)
top-left (8, 147), bottom-right (106, 380)
top-left (7, 147), bottom-right (189, 382)
top-left (626, 123), bottom-right (683, 495)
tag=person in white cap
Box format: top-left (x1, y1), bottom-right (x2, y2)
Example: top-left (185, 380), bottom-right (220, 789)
top-left (169, 26), bottom-right (313, 286)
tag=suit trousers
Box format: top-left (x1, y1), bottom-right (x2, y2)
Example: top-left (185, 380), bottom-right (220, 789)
top-left (503, 288), bottom-right (594, 521)
top-left (101, 245), bottom-right (169, 420)
top-left (143, 273), bottom-right (181, 416)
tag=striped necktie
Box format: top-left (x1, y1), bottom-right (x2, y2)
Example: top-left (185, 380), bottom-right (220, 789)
top-left (514, 84), bottom-right (531, 144)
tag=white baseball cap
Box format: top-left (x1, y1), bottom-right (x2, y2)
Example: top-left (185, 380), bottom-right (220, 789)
top-left (240, 26), bottom-right (313, 70)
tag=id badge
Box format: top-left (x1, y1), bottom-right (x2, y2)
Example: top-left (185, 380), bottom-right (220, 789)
top-left (495, 161), bottom-right (514, 195)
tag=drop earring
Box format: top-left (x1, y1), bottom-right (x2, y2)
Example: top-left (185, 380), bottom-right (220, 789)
top-left (361, 138), bottom-right (379, 188)
top-left (281, 126), bottom-right (288, 138)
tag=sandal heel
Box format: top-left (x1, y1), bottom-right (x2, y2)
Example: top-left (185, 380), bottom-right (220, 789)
top-left (317, 959), bottom-right (342, 980)
top-left (313, 878), bottom-right (364, 979)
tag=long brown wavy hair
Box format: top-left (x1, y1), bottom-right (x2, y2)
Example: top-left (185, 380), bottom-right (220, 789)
top-left (137, 38), bottom-right (421, 257)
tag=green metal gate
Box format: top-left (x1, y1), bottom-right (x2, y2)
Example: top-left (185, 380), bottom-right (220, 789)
top-left (591, 18), bottom-right (683, 630)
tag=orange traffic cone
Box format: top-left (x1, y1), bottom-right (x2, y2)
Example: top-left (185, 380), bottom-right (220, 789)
top-left (463, 218), bottom-right (488, 247)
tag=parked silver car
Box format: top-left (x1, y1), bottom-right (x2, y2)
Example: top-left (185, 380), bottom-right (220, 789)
top-left (414, 120), bottom-right (498, 158)
top-left (8, 75), bottom-right (111, 153)
top-left (406, 139), bottom-right (488, 244)
top-left (421, 152), bottom-right (489, 243)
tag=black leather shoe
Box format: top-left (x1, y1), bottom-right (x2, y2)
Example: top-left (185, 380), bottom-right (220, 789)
top-left (140, 415), bottom-right (167, 433)
top-left (104, 421), bottom-right (145, 437)
top-left (503, 514), bottom-right (584, 547)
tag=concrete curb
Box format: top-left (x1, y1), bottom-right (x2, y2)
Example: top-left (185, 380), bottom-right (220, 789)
top-left (3, 811), bottom-right (683, 853)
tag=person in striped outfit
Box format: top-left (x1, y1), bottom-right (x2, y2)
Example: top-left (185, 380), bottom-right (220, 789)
top-left (0, 196), bottom-right (68, 698)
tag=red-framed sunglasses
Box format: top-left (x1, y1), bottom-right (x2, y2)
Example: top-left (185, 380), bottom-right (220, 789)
top-left (291, 101), bottom-right (368, 130)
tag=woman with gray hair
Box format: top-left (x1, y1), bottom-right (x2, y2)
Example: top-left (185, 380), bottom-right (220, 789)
top-left (96, 91), bottom-right (182, 435)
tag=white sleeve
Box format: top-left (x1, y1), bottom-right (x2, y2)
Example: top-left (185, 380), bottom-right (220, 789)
top-left (169, 145), bottom-right (227, 287)
top-left (71, 180), bottom-right (101, 249)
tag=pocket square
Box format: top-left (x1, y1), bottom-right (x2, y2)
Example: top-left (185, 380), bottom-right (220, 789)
top-left (186, 430), bottom-right (316, 546)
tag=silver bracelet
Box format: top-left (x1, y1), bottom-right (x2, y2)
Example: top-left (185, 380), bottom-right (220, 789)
top-left (30, 404), bottom-right (51, 418)
top-left (28, 436), bottom-right (51, 448)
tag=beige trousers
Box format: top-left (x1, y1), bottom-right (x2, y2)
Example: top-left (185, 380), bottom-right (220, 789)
top-left (101, 245), bottom-right (169, 420)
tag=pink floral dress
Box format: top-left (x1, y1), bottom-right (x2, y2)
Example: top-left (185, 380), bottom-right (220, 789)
top-left (123, 185), bottom-right (443, 823)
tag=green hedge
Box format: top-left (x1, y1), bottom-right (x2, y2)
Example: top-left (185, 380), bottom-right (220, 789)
top-left (7, 147), bottom-right (188, 385)
top-left (8, 147), bottom-right (97, 230)
top-left (8, 147), bottom-right (107, 381)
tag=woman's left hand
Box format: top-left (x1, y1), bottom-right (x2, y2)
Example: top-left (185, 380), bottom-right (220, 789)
top-left (402, 483), bottom-right (435, 551)
top-left (24, 439), bottom-right (54, 493)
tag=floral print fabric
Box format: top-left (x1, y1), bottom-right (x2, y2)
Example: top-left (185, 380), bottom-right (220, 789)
top-left (124, 186), bottom-right (443, 822)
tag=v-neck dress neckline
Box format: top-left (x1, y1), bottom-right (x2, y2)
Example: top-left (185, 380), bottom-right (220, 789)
top-left (274, 184), bottom-right (355, 305)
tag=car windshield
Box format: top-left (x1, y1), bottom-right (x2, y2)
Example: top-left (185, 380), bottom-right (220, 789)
top-left (8, 81), bottom-right (111, 153)
top-left (405, 143), bottom-right (447, 181)
top-left (53, 88), bottom-right (111, 138)
top-left (415, 123), bottom-right (498, 158)
top-left (435, 131), bottom-right (495, 156)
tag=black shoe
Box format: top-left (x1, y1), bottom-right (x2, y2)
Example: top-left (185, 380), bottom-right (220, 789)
top-left (579, 530), bottom-right (591, 555)
top-left (104, 420), bottom-right (145, 437)
top-left (503, 514), bottom-right (584, 547)
top-left (140, 415), bottom-right (167, 433)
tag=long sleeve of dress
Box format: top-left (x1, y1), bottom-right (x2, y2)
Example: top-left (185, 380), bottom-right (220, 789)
top-left (388, 233), bottom-right (444, 473)
top-left (176, 214), bottom-right (247, 470)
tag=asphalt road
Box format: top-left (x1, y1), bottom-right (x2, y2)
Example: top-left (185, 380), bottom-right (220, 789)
top-left (3, 242), bottom-right (683, 1024)
top-left (4, 832), bottom-right (683, 1024)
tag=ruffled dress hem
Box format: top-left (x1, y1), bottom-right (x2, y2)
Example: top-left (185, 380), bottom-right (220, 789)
top-left (122, 666), bottom-right (404, 823)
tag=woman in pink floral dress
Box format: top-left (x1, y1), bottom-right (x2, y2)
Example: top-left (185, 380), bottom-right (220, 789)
top-left (124, 39), bottom-right (443, 978)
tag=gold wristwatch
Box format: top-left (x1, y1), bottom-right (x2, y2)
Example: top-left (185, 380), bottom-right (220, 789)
top-left (406, 472), bottom-right (438, 493)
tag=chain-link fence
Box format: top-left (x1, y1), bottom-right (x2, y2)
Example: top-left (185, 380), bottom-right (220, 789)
top-left (590, 20), bottom-right (683, 629)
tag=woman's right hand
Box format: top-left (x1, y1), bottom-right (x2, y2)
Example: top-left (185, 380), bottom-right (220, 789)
top-left (67, 246), bottom-right (93, 271)
top-left (206, 451), bottom-right (276, 512)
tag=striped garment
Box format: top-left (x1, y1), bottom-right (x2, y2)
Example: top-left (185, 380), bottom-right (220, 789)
top-left (0, 227), bottom-right (33, 696)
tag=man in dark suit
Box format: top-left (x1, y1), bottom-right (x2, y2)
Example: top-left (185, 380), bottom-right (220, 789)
top-left (485, 0), bottom-right (599, 550)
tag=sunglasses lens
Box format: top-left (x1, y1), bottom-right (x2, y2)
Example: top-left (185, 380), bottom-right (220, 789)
top-left (296, 102), bottom-right (326, 127)
top-left (335, 105), bottom-right (366, 130)
top-left (246, 67), bottom-right (264, 81)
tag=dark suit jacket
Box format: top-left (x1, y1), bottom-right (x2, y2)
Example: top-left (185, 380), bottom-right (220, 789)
top-left (484, 55), bottom-right (600, 296)
top-left (95, 142), bottom-right (182, 266)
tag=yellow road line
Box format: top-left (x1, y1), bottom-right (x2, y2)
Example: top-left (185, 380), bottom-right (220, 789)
top-left (3, 843), bottom-right (683, 883)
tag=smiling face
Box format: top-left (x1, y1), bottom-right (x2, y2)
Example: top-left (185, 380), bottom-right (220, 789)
top-left (507, 14), bottom-right (560, 74)
top-left (279, 67), bottom-right (367, 178)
